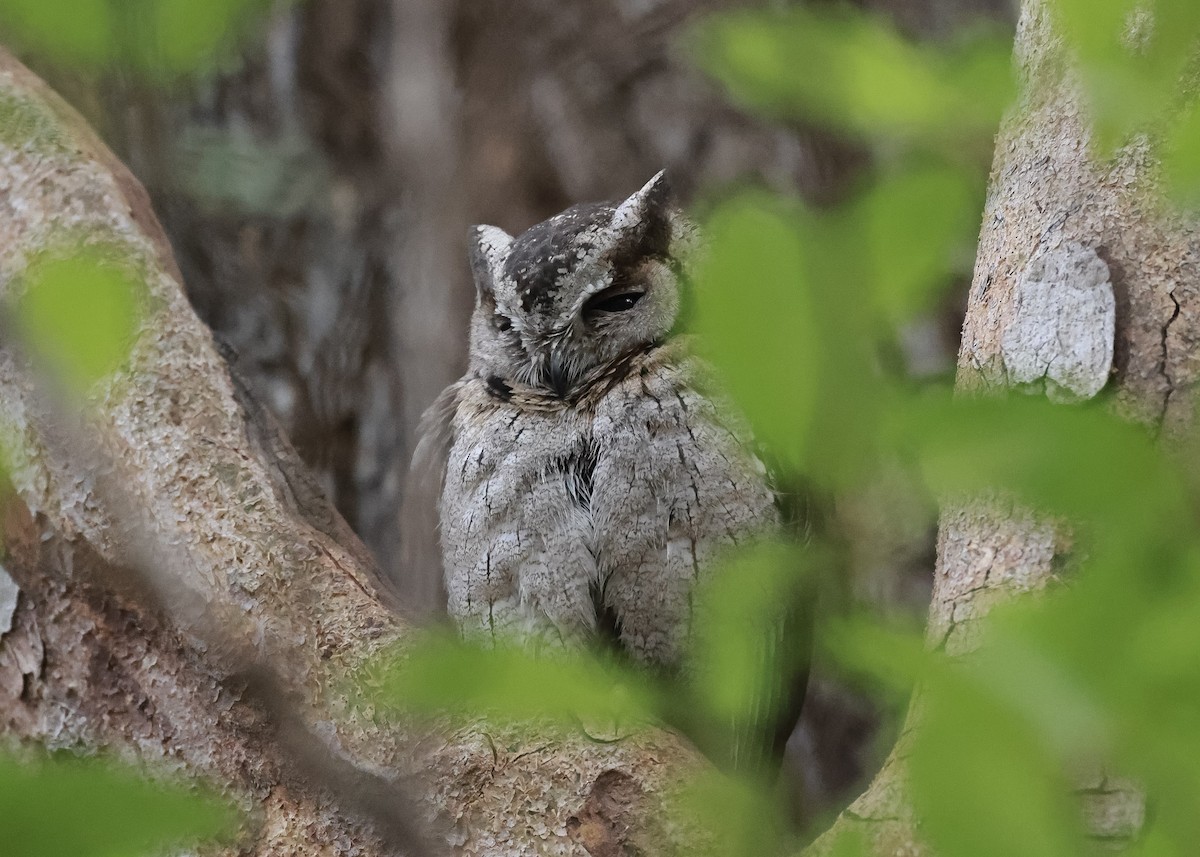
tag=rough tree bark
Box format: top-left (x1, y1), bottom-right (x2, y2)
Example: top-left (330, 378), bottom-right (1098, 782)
top-left (0, 48), bottom-right (705, 857)
top-left (807, 0), bottom-right (1196, 853)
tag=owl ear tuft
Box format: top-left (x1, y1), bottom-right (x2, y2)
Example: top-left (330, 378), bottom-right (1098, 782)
top-left (610, 170), bottom-right (672, 234)
top-left (610, 170), bottom-right (675, 257)
top-left (468, 225), bottom-right (513, 299)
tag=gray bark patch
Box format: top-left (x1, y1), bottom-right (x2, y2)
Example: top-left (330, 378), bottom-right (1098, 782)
top-left (0, 563), bottom-right (19, 635)
top-left (1001, 242), bottom-right (1115, 402)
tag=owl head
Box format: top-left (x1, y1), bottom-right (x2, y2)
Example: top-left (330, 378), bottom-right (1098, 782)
top-left (466, 171), bottom-right (696, 397)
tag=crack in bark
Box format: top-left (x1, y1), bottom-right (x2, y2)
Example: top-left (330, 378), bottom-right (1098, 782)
top-left (1156, 288), bottom-right (1182, 432)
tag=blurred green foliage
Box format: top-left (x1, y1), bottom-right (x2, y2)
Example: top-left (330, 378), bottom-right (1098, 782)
top-left (371, 630), bottom-right (661, 726)
top-left (692, 197), bottom-right (820, 465)
top-left (11, 246), bottom-right (145, 395)
top-left (0, 239), bottom-right (225, 851)
top-left (691, 7), bottom-right (1014, 147)
top-left (690, 543), bottom-right (810, 736)
top-left (0, 753), bottom-right (235, 856)
top-left (692, 158), bottom-right (984, 479)
top-left (681, 769), bottom-right (793, 857)
top-left (0, 0), bottom-right (273, 78)
top-left (1056, 0), bottom-right (1200, 154)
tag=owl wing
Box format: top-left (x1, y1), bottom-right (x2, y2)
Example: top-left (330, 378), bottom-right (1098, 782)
top-left (411, 382), bottom-right (465, 491)
top-left (395, 381), bottom-right (467, 615)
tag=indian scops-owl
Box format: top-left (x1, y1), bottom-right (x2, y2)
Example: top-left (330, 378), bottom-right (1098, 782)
top-left (417, 172), bottom-right (787, 678)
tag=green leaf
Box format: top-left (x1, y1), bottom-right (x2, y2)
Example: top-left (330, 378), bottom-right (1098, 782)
top-left (691, 165), bottom-right (981, 490)
top-left (971, 620), bottom-right (1112, 760)
top-left (1053, 0), bottom-right (1132, 69)
top-left (1162, 101), bottom-right (1200, 209)
top-left (822, 827), bottom-right (870, 857)
top-left (0, 0), bottom-right (275, 78)
top-left (0, 0), bottom-right (114, 67)
top-left (891, 394), bottom-right (1188, 554)
top-left (823, 613), bottom-right (927, 696)
top-left (1055, 0), bottom-right (1200, 153)
top-left (677, 771), bottom-right (787, 857)
top-left (910, 659), bottom-right (1087, 857)
top-left (692, 195), bottom-right (820, 467)
top-left (369, 631), bottom-right (660, 725)
top-left (0, 753), bottom-right (235, 857)
top-left (12, 247), bottom-right (145, 396)
top-left (692, 7), bottom-right (1013, 145)
top-left (853, 162), bottom-right (982, 324)
top-left (141, 0), bottom-right (262, 73)
top-left (690, 542), bottom-right (812, 729)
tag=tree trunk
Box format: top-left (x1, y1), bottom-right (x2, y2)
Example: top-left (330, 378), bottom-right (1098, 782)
top-left (0, 48), bottom-right (705, 857)
top-left (807, 1), bottom-right (1196, 852)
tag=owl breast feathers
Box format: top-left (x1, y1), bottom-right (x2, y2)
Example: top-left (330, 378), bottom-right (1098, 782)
top-left (417, 172), bottom-right (781, 670)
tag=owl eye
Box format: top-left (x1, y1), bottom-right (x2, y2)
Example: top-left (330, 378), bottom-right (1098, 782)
top-left (584, 291), bottom-right (644, 315)
top-left (494, 315), bottom-right (513, 332)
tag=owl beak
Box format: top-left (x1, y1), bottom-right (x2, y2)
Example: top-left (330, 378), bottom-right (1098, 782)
top-left (547, 350), bottom-right (571, 398)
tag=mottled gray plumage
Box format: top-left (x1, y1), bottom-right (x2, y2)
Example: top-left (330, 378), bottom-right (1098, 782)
top-left (417, 172), bottom-right (781, 672)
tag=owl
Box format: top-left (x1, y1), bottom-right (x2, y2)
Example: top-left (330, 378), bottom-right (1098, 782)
top-left (415, 173), bottom-right (806, 765)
